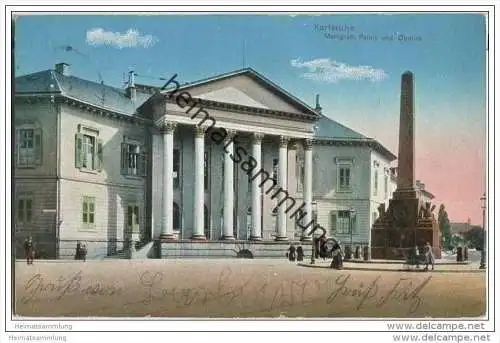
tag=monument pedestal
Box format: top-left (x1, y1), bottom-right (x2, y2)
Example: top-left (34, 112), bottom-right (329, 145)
top-left (371, 197), bottom-right (441, 260)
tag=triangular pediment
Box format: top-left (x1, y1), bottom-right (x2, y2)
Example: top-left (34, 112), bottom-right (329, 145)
top-left (196, 86), bottom-right (270, 109)
top-left (173, 69), bottom-right (317, 116)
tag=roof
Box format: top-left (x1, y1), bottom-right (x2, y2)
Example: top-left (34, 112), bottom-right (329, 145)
top-left (14, 67), bottom-right (394, 161)
top-left (15, 69), bottom-right (151, 116)
top-left (158, 67), bottom-right (319, 116)
top-left (314, 114), bottom-right (367, 140)
top-left (313, 114), bottom-right (397, 161)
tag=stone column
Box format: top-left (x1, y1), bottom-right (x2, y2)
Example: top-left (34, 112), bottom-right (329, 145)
top-left (160, 121), bottom-right (176, 240)
top-left (395, 71), bottom-right (417, 198)
top-left (250, 133), bottom-right (263, 240)
top-left (302, 138), bottom-right (313, 240)
top-left (192, 126), bottom-right (206, 240)
top-left (222, 130), bottom-right (236, 240)
top-left (276, 136), bottom-right (289, 241)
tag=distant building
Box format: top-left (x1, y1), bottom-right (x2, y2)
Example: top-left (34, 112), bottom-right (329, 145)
top-left (450, 219), bottom-right (473, 237)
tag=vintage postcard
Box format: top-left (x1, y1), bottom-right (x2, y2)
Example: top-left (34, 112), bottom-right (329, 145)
top-left (2, 3), bottom-right (496, 343)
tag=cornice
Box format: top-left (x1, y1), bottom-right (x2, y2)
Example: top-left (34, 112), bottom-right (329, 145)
top-left (164, 96), bottom-right (318, 123)
top-left (313, 138), bottom-right (396, 161)
top-left (16, 94), bottom-right (153, 127)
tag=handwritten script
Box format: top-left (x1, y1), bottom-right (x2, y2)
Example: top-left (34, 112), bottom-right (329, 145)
top-left (20, 271), bottom-right (123, 304)
top-left (130, 268), bottom-right (431, 315)
top-left (19, 268), bottom-right (431, 315)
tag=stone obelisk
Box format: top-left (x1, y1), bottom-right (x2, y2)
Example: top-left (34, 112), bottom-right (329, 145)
top-left (394, 71), bottom-right (417, 199)
top-left (371, 71), bottom-right (441, 259)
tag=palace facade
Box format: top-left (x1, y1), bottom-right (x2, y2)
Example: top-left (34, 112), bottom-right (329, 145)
top-left (14, 63), bottom-right (433, 259)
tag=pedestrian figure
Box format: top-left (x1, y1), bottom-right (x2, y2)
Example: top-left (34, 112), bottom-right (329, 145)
top-left (296, 245), bottom-right (304, 262)
top-left (75, 241), bottom-right (88, 262)
top-left (287, 244), bottom-right (296, 262)
top-left (24, 236), bottom-right (35, 265)
top-left (424, 242), bottom-right (435, 271)
top-left (330, 241), bottom-right (344, 270)
top-left (414, 245), bottom-right (421, 269)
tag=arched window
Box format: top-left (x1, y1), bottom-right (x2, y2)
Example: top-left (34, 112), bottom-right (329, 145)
top-left (173, 202), bottom-right (180, 232)
top-left (204, 205), bottom-right (210, 239)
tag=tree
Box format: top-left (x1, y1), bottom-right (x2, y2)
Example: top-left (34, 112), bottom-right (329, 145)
top-left (463, 226), bottom-right (484, 250)
top-left (438, 204), bottom-right (452, 250)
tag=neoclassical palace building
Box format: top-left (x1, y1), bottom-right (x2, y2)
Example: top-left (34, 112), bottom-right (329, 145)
top-left (14, 62), bottom-right (430, 259)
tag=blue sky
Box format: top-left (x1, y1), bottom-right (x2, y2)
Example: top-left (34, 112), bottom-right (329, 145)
top-left (14, 13), bottom-right (487, 223)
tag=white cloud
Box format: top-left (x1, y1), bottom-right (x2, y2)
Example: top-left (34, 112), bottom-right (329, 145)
top-left (86, 28), bottom-right (158, 49)
top-left (290, 58), bottom-right (388, 83)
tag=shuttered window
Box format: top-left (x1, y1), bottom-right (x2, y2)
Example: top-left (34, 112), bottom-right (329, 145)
top-left (75, 132), bottom-right (103, 172)
top-left (15, 128), bottom-right (42, 167)
top-left (339, 167), bottom-right (351, 190)
top-left (337, 210), bottom-right (351, 234)
top-left (17, 197), bottom-right (33, 223)
top-left (82, 196), bottom-right (96, 229)
top-left (121, 142), bottom-right (147, 177)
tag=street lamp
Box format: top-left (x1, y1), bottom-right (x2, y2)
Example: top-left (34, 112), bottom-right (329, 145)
top-left (479, 193), bottom-right (486, 269)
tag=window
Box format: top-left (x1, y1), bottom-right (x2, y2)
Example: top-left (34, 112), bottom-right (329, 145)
top-left (296, 156), bottom-right (304, 192)
top-left (338, 166), bottom-right (351, 191)
top-left (82, 196), bottom-right (96, 228)
top-left (76, 130), bottom-right (103, 172)
top-left (174, 149), bottom-right (181, 188)
top-left (127, 204), bottom-right (140, 233)
top-left (204, 151), bottom-right (209, 190)
top-left (17, 196), bottom-right (33, 223)
top-left (272, 158), bottom-right (279, 183)
top-left (121, 140), bottom-right (146, 177)
top-left (329, 211), bottom-right (337, 236)
top-left (384, 175), bottom-right (389, 198)
top-left (373, 211), bottom-right (378, 223)
top-left (173, 202), bottom-right (181, 232)
top-left (16, 127), bottom-right (42, 167)
top-left (373, 170), bottom-right (379, 196)
top-left (337, 210), bottom-right (352, 234)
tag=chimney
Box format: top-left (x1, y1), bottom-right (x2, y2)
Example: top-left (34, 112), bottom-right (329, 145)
top-left (55, 62), bottom-right (70, 76)
top-left (315, 94), bottom-right (322, 113)
top-left (126, 70), bottom-right (136, 101)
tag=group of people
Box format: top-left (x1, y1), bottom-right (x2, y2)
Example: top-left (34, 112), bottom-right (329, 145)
top-left (22, 236), bottom-right (88, 264)
top-left (410, 242), bottom-right (435, 271)
top-left (286, 239), bottom-right (344, 270)
top-left (286, 244), bottom-right (305, 262)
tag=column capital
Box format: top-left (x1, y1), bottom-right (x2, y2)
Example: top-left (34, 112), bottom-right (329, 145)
top-left (159, 120), bottom-right (177, 134)
top-left (225, 129), bottom-right (237, 140)
top-left (194, 125), bottom-right (206, 137)
top-left (279, 136), bottom-right (290, 148)
top-left (288, 139), bottom-right (299, 150)
top-left (304, 138), bottom-right (313, 151)
top-left (252, 133), bottom-right (264, 144)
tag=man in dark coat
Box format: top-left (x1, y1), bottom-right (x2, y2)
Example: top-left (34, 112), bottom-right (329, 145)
top-left (288, 244), bottom-right (296, 262)
top-left (296, 245), bottom-right (304, 262)
top-left (330, 241), bottom-right (344, 270)
top-left (24, 236), bottom-right (35, 265)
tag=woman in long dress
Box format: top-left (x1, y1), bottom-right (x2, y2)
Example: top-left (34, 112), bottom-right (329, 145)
top-left (424, 242), bottom-right (435, 271)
